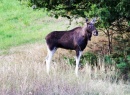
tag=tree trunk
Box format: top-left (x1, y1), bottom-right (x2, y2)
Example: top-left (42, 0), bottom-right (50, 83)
top-left (106, 29), bottom-right (112, 55)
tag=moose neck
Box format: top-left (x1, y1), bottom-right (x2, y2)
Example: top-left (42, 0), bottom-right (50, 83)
top-left (81, 23), bottom-right (88, 36)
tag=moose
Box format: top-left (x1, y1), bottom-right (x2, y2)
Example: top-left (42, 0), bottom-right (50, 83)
top-left (45, 18), bottom-right (98, 76)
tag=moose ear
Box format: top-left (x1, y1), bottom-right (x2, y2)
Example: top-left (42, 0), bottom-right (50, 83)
top-left (90, 18), bottom-right (96, 24)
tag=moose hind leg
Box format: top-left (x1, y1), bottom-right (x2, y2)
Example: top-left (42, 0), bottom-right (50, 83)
top-left (46, 45), bottom-right (56, 74)
top-left (75, 50), bottom-right (82, 77)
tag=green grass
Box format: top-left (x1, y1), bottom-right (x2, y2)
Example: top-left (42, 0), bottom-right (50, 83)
top-left (0, 0), bottom-right (67, 50)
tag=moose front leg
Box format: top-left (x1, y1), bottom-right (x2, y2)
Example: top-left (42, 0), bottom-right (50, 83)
top-left (75, 49), bottom-right (82, 77)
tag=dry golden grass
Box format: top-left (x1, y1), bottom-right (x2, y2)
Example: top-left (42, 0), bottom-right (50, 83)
top-left (0, 42), bottom-right (130, 95)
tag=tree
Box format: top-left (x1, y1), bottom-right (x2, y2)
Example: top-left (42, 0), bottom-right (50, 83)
top-left (28, 0), bottom-right (130, 55)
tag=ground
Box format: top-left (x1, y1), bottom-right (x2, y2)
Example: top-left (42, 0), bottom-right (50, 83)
top-left (0, 42), bottom-right (130, 95)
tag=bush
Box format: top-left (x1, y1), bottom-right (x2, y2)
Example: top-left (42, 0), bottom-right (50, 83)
top-left (64, 52), bottom-right (98, 67)
top-left (111, 35), bottom-right (130, 80)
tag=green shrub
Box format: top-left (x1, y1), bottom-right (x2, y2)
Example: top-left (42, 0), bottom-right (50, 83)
top-left (104, 55), bottom-right (113, 65)
top-left (111, 35), bottom-right (130, 80)
top-left (64, 52), bottom-right (98, 67)
top-left (81, 52), bottom-right (98, 66)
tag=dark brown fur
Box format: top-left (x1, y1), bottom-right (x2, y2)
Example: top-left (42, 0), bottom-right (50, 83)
top-left (45, 27), bottom-right (89, 55)
top-left (45, 21), bottom-right (98, 57)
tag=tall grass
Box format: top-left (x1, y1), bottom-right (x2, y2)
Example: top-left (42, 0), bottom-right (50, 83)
top-left (0, 43), bottom-right (130, 95)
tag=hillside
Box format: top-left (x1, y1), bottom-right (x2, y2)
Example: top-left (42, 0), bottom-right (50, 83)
top-left (0, 0), bottom-right (130, 95)
top-left (0, 0), bottom-right (69, 50)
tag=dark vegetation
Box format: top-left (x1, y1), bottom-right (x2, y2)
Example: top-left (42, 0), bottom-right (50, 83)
top-left (20, 0), bottom-right (130, 81)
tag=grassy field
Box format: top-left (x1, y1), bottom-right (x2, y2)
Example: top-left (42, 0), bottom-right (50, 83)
top-left (0, 0), bottom-right (130, 95)
top-left (0, 0), bottom-right (70, 50)
top-left (0, 43), bottom-right (130, 95)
